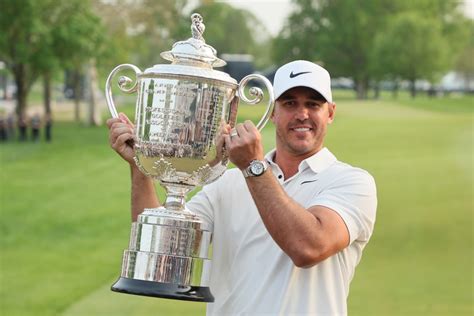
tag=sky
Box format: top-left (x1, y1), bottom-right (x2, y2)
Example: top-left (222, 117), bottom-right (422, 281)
top-left (184, 0), bottom-right (293, 36)
top-left (217, 0), bottom-right (473, 37)
top-left (217, 0), bottom-right (293, 36)
top-left (464, 0), bottom-right (474, 18)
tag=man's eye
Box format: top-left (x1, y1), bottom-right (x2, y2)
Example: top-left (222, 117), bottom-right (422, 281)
top-left (308, 102), bottom-right (324, 108)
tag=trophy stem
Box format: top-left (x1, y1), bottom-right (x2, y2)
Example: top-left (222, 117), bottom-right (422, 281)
top-left (162, 183), bottom-right (193, 212)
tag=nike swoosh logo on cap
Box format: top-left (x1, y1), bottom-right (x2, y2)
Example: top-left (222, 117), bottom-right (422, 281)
top-left (289, 71), bottom-right (311, 78)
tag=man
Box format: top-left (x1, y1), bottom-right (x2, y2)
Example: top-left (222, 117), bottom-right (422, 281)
top-left (107, 60), bottom-right (377, 315)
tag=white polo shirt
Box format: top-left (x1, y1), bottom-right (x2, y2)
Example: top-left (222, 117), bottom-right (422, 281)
top-left (188, 147), bottom-right (377, 316)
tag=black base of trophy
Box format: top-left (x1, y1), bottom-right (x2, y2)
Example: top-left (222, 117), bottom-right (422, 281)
top-left (111, 277), bottom-right (214, 302)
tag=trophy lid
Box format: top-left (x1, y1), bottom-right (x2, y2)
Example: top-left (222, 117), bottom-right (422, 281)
top-left (160, 13), bottom-right (226, 68)
top-left (142, 13), bottom-right (236, 85)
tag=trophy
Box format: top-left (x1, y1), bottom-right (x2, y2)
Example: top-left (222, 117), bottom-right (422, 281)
top-left (104, 13), bottom-right (275, 302)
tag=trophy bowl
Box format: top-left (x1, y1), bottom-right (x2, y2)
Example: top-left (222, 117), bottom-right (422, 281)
top-left (105, 13), bottom-right (274, 302)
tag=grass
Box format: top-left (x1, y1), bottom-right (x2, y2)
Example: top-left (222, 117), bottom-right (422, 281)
top-left (0, 92), bottom-right (473, 315)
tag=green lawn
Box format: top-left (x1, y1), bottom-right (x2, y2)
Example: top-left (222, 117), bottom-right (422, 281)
top-left (1, 93), bottom-right (472, 315)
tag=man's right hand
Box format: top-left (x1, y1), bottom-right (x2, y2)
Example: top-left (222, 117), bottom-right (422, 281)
top-left (106, 113), bottom-right (135, 165)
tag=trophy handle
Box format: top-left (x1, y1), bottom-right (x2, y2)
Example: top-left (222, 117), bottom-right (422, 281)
top-left (105, 64), bottom-right (142, 118)
top-left (237, 74), bottom-right (275, 131)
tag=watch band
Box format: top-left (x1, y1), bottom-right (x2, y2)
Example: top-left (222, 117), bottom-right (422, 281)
top-left (242, 160), bottom-right (268, 178)
top-left (241, 167), bottom-right (252, 177)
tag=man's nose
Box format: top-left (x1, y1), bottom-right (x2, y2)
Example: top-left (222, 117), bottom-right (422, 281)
top-left (294, 105), bottom-right (309, 121)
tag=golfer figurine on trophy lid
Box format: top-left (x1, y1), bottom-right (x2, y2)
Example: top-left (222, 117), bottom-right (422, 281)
top-left (104, 13), bottom-right (275, 302)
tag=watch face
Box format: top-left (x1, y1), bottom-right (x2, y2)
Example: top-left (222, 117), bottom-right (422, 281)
top-left (250, 161), bottom-right (264, 175)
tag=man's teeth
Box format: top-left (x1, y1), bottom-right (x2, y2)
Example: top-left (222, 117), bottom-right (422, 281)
top-left (294, 127), bottom-right (310, 132)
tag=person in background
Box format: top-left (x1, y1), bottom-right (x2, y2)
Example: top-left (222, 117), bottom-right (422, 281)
top-left (0, 113), bottom-right (7, 142)
top-left (18, 115), bottom-right (27, 141)
top-left (44, 113), bottom-right (53, 142)
top-left (6, 112), bottom-right (15, 140)
top-left (30, 113), bottom-right (41, 142)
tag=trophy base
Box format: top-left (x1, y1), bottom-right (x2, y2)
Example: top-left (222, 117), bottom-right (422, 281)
top-left (111, 277), bottom-right (214, 302)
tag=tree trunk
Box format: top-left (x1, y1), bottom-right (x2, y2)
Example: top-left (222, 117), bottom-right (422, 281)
top-left (73, 70), bottom-right (81, 122)
top-left (13, 64), bottom-right (28, 119)
top-left (410, 79), bottom-right (416, 98)
top-left (86, 60), bottom-right (100, 126)
top-left (12, 64), bottom-right (30, 141)
top-left (44, 75), bottom-right (53, 142)
top-left (1, 72), bottom-right (7, 100)
top-left (43, 73), bottom-right (52, 116)
top-left (354, 78), bottom-right (369, 99)
top-left (462, 73), bottom-right (471, 92)
top-left (392, 80), bottom-right (399, 99)
top-left (373, 81), bottom-right (380, 99)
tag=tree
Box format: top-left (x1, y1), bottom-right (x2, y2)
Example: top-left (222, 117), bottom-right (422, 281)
top-left (454, 37), bottom-right (474, 91)
top-left (273, 0), bottom-right (396, 99)
top-left (93, 0), bottom-right (190, 70)
top-left (272, 0), bottom-right (469, 99)
top-left (372, 13), bottom-right (450, 98)
top-left (371, 0), bottom-right (470, 98)
top-left (48, 0), bottom-right (105, 123)
top-left (0, 0), bottom-right (47, 119)
top-left (272, 0), bottom-right (321, 65)
top-left (94, 0), bottom-right (270, 72)
top-left (0, 64), bottom-right (8, 100)
top-left (0, 0), bottom-right (105, 123)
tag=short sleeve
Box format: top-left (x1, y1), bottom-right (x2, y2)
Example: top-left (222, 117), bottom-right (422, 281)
top-left (310, 168), bottom-right (377, 244)
top-left (187, 181), bottom-right (219, 233)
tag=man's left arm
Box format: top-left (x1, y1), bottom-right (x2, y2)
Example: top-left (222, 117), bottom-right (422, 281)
top-left (245, 172), bottom-right (350, 268)
top-left (225, 121), bottom-right (354, 268)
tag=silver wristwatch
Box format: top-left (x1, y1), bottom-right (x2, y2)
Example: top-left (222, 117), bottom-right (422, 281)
top-left (242, 159), bottom-right (268, 177)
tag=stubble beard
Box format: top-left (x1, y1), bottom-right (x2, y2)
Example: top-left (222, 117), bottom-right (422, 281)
top-left (276, 125), bottom-right (326, 158)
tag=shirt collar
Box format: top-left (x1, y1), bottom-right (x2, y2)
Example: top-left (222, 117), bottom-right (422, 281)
top-left (265, 147), bottom-right (337, 174)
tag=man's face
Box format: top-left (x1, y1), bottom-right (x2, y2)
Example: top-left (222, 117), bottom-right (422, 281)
top-left (271, 86), bottom-right (336, 157)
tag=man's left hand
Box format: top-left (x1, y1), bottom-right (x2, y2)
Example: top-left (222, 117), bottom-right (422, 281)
top-left (224, 120), bottom-right (264, 170)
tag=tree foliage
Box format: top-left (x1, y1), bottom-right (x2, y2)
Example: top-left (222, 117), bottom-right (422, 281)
top-left (93, 0), bottom-right (189, 70)
top-left (272, 0), bottom-right (322, 65)
top-left (454, 21), bottom-right (474, 89)
top-left (273, 0), bottom-right (396, 98)
top-left (382, 0), bottom-right (471, 83)
top-left (372, 12), bottom-right (450, 97)
top-left (0, 0), bottom-right (105, 117)
top-left (0, 0), bottom-right (48, 116)
top-left (272, 0), bottom-right (470, 98)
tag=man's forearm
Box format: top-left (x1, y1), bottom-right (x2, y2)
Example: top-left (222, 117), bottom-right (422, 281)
top-left (246, 171), bottom-right (350, 267)
top-left (131, 165), bottom-right (160, 221)
top-left (245, 172), bottom-right (323, 266)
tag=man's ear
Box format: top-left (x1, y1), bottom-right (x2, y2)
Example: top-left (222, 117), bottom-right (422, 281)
top-left (328, 102), bottom-right (336, 124)
top-left (270, 103), bottom-right (277, 123)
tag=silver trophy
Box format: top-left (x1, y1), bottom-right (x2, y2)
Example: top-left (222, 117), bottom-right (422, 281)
top-left (105, 13), bottom-right (274, 302)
